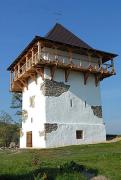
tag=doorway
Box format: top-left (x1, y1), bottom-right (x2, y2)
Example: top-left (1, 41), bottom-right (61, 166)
top-left (26, 131), bottom-right (32, 147)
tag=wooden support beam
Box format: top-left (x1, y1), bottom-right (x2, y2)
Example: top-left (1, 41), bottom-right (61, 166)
top-left (15, 81), bottom-right (23, 90)
top-left (94, 74), bottom-right (100, 87)
top-left (14, 66), bottom-right (18, 80)
top-left (19, 79), bottom-right (28, 90)
top-left (37, 41), bottom-right (41, 60)
top-left (50, 65), bottom-right (57, 80)
top-left (36, 67), bottom-right (44, 80)
top-left (26, 55), bottom-right (29, 70)
top-left (10, 71), bottom-right (13, 91)
top-left (31, 48), bottom-right (34, 65)
top-left (99, 74), bottom-right (104, 81)
top-left (83, 72), bottom-right (89, 85)
top-left (65, 69), bottom-right (70, 82)
top-left (18, 63), bottom-right (20, 76)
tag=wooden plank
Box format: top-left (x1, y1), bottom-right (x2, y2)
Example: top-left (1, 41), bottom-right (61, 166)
top-left (83, 72), bottom-right (89, 85)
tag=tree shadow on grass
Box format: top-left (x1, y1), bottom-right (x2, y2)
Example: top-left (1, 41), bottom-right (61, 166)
top-left (0, 161), bottom-right (98, 180)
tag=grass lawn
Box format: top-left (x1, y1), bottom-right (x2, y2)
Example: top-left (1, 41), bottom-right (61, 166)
top-left (0, 141), bottom-right (121, 180)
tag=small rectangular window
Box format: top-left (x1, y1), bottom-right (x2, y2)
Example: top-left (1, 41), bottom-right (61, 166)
top-left (31, 117), bottom-right (33, 123)
top-left (29, 96), bottom-right (35, 108)
top-left (76, 130), bottom-right (83, 139)
top-left (70, 99), bottom-right (73, 107)
top-left (85, 101), bottom-right (86, 108)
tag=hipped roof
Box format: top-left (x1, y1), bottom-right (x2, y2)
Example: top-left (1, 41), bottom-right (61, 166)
top-left (45, 23), bottom-right (92, 49)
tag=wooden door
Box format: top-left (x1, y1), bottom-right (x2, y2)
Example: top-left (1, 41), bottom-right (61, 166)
top-left (26, 131), bottom-right (32, 147)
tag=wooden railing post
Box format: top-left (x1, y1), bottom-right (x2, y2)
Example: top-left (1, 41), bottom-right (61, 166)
top-left (26, 55), bottom-right (28, 70)
top-left (14, 66), bottom-right (17, 80)
top-left (10, 70), bottom-right (12, 91)
top-left (31, 48), bottom-right (34, 65)
top-left (37, 41), bottom-right (41, 60)
top-left (68, 49), bottom-right (72, 64)
top-left (18, 63), bottom-right (20, 77)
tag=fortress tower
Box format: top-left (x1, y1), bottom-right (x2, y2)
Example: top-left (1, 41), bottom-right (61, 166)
top-left (7, 24), bottom-right (117, 148)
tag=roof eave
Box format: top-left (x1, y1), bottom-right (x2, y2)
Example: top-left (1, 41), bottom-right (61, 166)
top-left (7, 36), bottom-right (42, 71)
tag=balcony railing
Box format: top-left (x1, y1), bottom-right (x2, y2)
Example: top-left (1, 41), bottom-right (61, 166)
top-left (13, 51), bottom-right (114, 81)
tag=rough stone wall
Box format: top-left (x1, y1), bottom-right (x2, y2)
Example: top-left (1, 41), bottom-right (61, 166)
top-left (44, 123), bottom-right (58, 133)
top-left (91, 106), bottom-right (102, 118)
top-left (40, 79), bottom-right (70, 96)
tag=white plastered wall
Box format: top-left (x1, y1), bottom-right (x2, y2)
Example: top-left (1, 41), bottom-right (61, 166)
top-left (20, 75), bottom-right (46, 148)
top-left (20, 48), bottom-right (106, 148)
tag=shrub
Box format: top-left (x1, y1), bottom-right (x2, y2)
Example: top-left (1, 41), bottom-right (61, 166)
top-left (59, 161), bottom-right (84, 173)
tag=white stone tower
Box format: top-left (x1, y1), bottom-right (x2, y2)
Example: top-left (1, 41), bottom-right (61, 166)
top-left (8, 24), bottom-right (117, 148)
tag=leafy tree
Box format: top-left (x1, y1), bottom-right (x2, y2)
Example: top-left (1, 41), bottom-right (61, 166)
top-left (0, 111), bottom-right (13, 124)
top-left (0, 111), bottom-right (20, 147)
top-left (10, 92), bottom-right (22, 120)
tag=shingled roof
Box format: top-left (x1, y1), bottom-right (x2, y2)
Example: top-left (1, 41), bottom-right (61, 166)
top-left (45, 23), bottom-right (92, 49)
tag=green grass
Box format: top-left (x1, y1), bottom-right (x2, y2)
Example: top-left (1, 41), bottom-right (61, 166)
top-left (0, 141), bottom-right (121, 179)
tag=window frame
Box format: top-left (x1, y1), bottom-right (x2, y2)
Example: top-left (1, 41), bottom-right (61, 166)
top-left (29, 96), bottom-right (35, 108)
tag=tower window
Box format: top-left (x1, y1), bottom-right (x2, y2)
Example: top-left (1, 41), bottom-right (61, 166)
top-left (31, 117), bottom-right (33, 123)
top-left (70, 99), bottom-right (73, 107)
top-left (85, 101), bottom-right (86, 108)
top-left (76, 130), bottom-right (83, 139)
top-left (29, 96), bottom-right (35, 108)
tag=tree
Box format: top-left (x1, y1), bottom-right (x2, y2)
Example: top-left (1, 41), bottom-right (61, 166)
top-left (0, 111), bottom-right (13, 124)
top-left (0, 111), bottom-right (20, 147)
top-left (10, 93), bottom-right (22, 121)
top-left (0, 123), bottom-right (20, 147)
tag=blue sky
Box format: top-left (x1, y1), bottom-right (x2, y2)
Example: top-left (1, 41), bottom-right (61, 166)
top-left (0, 0), bottom-right (121, 134)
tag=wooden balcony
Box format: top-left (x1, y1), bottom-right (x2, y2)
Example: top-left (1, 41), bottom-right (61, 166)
top-left (10, 50), bottom-right (115, 92)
